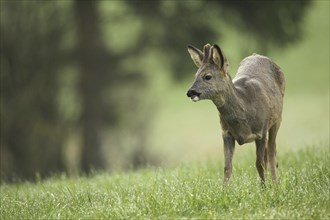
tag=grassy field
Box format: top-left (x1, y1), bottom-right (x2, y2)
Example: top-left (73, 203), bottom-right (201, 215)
top-left (1, 145), bottom-right (329, 219)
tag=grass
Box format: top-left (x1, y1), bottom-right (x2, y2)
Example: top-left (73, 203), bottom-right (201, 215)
top-left (1, 145), bottom-right (329, 219)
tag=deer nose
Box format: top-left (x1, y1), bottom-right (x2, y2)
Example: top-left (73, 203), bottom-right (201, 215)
top-left (186, 90), bottom-right (194, 97)
top-left (186, 89), bottom-right (200, 98)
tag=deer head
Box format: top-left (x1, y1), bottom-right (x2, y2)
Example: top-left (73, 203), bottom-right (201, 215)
top-left (186, 44), bottom-right (230, 106)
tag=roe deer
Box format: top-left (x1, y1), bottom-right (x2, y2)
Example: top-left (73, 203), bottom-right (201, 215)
top-left (186, 44), bottom-right (285, 184)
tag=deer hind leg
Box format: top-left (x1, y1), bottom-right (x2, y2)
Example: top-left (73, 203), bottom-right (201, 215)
top-left (264, 142), bottom-right (268, 172)
top-left (255, 135), bottom-right (267, 183)
top-left (223, 132), bottom-right (235, 185)
top-left (268, 123), bottom-right (280, 183)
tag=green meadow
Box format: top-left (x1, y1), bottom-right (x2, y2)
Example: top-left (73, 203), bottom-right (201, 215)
top-left (0, 146), bottom-right (329, 219)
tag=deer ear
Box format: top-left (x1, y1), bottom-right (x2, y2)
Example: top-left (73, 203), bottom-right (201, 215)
top-left (211, 44), bottom-right (229, 73)
top-left (187, 45), bottom-right (203, 68)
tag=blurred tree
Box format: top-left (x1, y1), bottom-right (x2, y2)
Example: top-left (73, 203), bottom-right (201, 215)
top-left (221, 0), bottom-right (311, 51)
top-left (125, 0), bottom-right (311, 79)
top-left (1, 1), bottom-right (68, 180)
top-left (74, 0), bottom-right (109, 172)
top-left (73, 0), bottom-right (151, 172)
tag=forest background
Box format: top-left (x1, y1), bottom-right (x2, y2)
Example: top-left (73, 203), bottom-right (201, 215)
top-left (1, 0), bottom-right (329, 182)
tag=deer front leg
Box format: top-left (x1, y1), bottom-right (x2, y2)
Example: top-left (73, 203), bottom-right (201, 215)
top-left (255, 135), bottom-right (267, 183)
top-left (223, 132), bottom-right (235, 184)
top-left (268, 123), bottom-right (280, 183)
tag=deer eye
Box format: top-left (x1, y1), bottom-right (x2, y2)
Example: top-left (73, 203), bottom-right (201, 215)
top-left (204, 75), bottom-right (212, 81)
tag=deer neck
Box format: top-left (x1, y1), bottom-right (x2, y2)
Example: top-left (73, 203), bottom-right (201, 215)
top-left (213, 81), bottom-right (246, 124)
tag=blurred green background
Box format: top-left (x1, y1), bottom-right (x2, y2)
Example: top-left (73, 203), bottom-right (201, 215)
top-left (1, 0), bottom-right (329, 181)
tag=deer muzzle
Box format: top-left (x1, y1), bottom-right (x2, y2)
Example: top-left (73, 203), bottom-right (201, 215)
top-left (186, 89), bottom-right (201, 102)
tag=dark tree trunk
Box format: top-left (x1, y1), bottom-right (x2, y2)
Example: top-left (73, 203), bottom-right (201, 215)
top-left (74, 0), bottom-right (109, 172)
